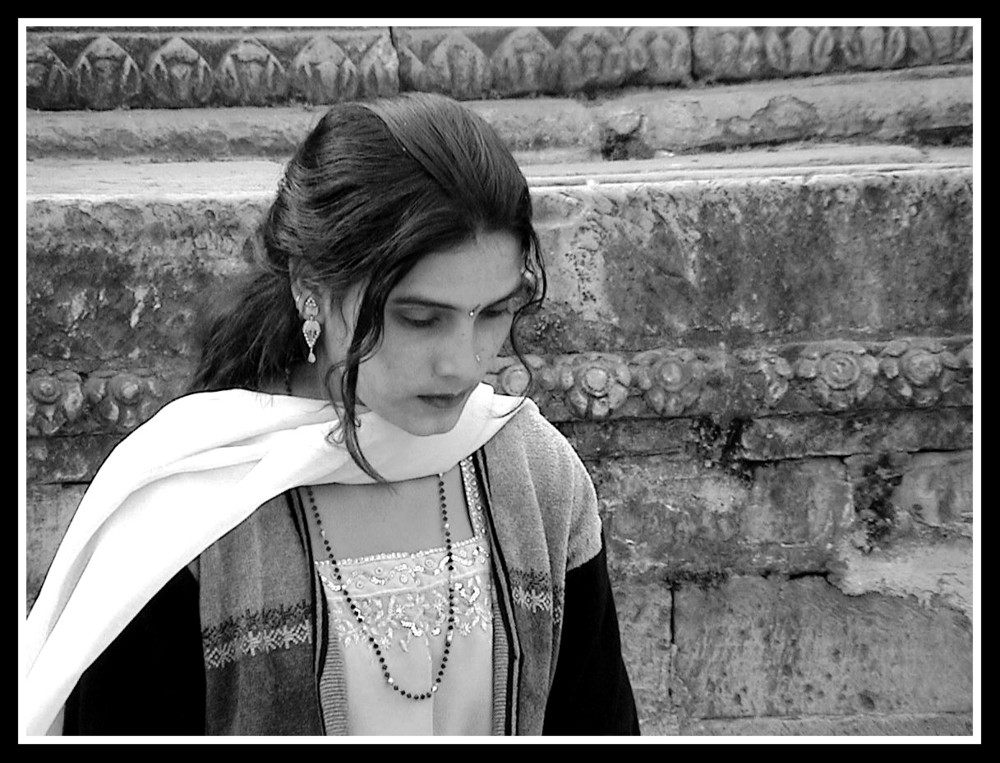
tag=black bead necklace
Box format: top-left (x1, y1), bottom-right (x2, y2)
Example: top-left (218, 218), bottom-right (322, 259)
top-left (286, 369), bottom-right (457, 699)
top-left (303, 481), bottom-right (456, 701)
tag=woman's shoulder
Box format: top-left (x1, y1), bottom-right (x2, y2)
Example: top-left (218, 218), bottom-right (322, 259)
top-left (488, 399), bottom-right (588, 479)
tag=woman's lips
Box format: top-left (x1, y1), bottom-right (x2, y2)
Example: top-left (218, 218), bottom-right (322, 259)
top-left (417, 389), bottom-right (472, 409)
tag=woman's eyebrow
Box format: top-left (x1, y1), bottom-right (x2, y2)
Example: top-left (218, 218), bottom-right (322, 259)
top-left (389, 281), bottom-right (526, 312)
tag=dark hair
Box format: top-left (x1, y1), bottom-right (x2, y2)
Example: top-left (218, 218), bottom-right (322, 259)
top-left (189, 93), bottom-right (546, 479)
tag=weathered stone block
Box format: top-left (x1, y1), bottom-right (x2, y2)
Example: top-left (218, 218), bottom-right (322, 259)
top-left (673, 576), bottom-right (972, 719)
top-left (26, 484), bottom-right (87, 609)
top-left (592, 456), bottom-right (852, 578)
top-left (527, 168), bottom-right (973, 353)
top-left (28, 162), bottom-right (973, 365)
top-left (893, 451), bottom-right (973, 530)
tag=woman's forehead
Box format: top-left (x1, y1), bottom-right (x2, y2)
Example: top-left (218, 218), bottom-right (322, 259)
top-left (391, 231), bottom-right (524, 306)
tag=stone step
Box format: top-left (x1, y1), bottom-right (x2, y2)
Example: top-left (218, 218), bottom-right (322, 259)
top-left (26, 66), bottom-right (972, 162)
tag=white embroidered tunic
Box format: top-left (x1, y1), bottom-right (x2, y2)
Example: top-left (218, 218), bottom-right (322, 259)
top-left (315, 458), bottom-right (494, 735)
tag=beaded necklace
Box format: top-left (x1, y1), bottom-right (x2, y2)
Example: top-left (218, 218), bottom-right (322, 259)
top-left (286, 372), bottom-right (456, 701)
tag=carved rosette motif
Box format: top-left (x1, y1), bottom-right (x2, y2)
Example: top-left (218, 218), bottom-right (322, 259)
top-left (26, 338), bottom-right (973, 432)
top-left (795, 341), bottom-right (879, 411)
top-left (26, 40), bottom-right (71, 109)
top-left (70, 35), bottom-right (143, 110)
top-left (562, 353), bottom-right (632, 420)
top-left (878, 338), bottom-right (966, 407)
top-left (631, 349), bottom-right (705, 417)
top-left (756, 353), bottom-right (795, 407)
top-left (27, 371), bottom-right (84, 436)
top-left (290, 36), bottom-right (359, 104)
top-left (27, 369), bottom-right (166, 435)
top-left (145, 37), bottom-right (214, 108)
top-left (216, 38), bottom-right (287, 106)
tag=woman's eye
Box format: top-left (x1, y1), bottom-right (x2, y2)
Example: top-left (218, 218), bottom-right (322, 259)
top-left (397, 312), bottom-right (439, 328)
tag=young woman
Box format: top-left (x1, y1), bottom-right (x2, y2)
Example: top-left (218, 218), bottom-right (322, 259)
top-left (25, 93), bottom-right (639, 736)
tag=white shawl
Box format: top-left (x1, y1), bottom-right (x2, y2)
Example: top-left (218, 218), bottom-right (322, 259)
top-left (24, 383), bottom-right (526, 736)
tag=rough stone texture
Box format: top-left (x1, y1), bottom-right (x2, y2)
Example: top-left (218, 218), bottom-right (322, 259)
top-left (25, 484), bottom-right (87, 609)
top-left (827, 450), bottom-right (974, 619)
top-left (610, 579), bottom-right (677, 733)
top-left (26, 70), bottom-right (972, 162)
top-left (681, 712), bottom-right (972, 736)
top-left (27, 158), bottom-right (972, 373)
top-left (691, 26), bottom-right (972, 82)
top-left (741, 408), bottom-right (973, 461)
top-left (672, 576), bottom-right (973, 720)
top-left (593, 456), bottom-right (852, 579)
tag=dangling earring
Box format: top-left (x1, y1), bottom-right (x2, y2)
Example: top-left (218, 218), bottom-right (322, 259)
top-left (302, 295), bottom-right (321, 364)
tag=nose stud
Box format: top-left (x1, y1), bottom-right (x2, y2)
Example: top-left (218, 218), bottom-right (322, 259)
top-left (475, 354), bottom-right (481, 364)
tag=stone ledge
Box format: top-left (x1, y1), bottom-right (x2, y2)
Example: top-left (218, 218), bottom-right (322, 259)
top-left (26, 26), bottom-right (972, 110)
top-left (26, 68), bottom-right (973, 161)
top-left (26, 160), bottom-right (974, 362)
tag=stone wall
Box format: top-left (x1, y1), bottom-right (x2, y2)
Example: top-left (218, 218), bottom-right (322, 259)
top-left (24, 24), bottom-right (976, 736)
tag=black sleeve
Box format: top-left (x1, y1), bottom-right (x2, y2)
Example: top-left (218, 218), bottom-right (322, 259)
top-left (63, 566), bottom-right (206, 735)
top-left (542, 540), bottom-right (640, 735)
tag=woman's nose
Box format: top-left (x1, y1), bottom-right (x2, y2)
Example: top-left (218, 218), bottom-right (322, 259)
top-left (432, 324), bottom-right (481, 380)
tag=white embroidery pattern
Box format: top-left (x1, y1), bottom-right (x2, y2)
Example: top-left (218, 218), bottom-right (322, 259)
top-left (315, 458), bottom-right (493, 654)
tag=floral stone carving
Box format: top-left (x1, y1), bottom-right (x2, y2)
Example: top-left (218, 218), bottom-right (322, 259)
top-left (70, 35), bottom-right (143, 110)
top-left (879, 338), bottom-right (963, 407)
top-left (795, 341), bottom-right (879, 411)
top-left (145, 37), bottom-right (214, 108)
top-left (27, 40), bottom-right (71, 109)
top-left (27, 371), bottom-right (84, 436)
top-left (215, 38), bottom-right (287, 106)
top-left (490, 27), bottom-right (559, 95)
top-left (560, 353), bottom-right (631, 420)
top-left (631, 348), bottom-right (705, 417)
top-left (290, 36), bottom-right (359, 104)
top-left (556, 27), bottom-right (629, 92)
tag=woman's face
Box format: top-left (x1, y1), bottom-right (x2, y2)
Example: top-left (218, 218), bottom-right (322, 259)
top-left (319, 230), bottom-right (527, 436)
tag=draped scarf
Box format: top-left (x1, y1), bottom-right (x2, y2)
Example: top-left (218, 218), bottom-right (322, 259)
top-left (24, 383), bottom-right (527, 736)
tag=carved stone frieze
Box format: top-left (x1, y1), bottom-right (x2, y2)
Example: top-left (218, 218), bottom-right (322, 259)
top-left (25, 28), bottom-right (398, 110)
top-left (26, 367), bottom-right (183, 436)
top-left (25, 26), bottom-right (971, 109)
top-left (25, 337), bottom-right (973, 435)
top-left (692, 26), bottom-right (972, 82)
